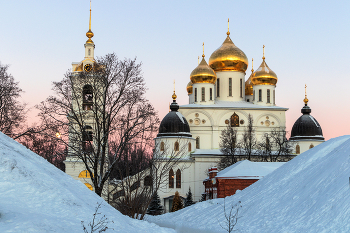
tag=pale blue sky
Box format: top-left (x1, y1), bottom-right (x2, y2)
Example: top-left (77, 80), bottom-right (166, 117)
top-left (1, 1), bottom-right (350, 140)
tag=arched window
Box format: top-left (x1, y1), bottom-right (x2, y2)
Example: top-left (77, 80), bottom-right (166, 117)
top-left (210, 88), bottom-right (213, 100)
top-left (174, 141), bottom-right (179, 151)
top-left (82, 85), bottom-right (93, 110)
top-left (201, 87), bottom-right (205, 101)
top-left (88, 48), bottom-right (91, 56)
top-left (176, 169), bottom-right (181, 188)
top-left (229, 78), bottom-right (232, 96)
top-left (188, 142), bottom-right (192, 152)
top-left (240, 79), bottom-right (243, 97)
top-left (273, 90), bottom-right (275, 105)
top-left (296, 145), bottom-right (300, 154)
top-left (259, 89), bottom-right (262, 102)
top-left (217, 78), bottom-right (220, 97)
top-left (79, 170), bottom-right (93, 178)
top-left (309, 144), bottom-right (314, 149)
top-left (160, 141), bottom-right (165, 151)
top-left (267, 89), bottom-right (270, 103)
top-left (82, 126), bottom-right (93, 152)
top-left (144, 176), bottom-right (152, 187)
top-left (231, 112), bottom-right (239, 127)
top-left (195, 88), bottom-right (197, 102)
top-left (253, 90), bottom-right (255, 101)
top-left (196, 137), bottom-right (200, 149)
top-left (169, 169), bottom-right (174, 188)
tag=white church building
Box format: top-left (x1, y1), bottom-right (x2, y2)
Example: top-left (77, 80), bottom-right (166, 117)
top-left (63, 8), bottom-right (325, 212)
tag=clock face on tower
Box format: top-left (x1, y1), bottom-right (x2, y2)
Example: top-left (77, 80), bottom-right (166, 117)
top-left (84, 64), bottom-right (93, 72)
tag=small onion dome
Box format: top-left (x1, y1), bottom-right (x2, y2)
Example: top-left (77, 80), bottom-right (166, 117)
top-left (157, 97), bottom-right (192, 138)
top-left (245, 75), bottom-right (253, 96)
top-left (187, 81), bottom-right (193, 95)
top-left (190, 57), bottom-right (217, 84)
top-left (209, 35), bottom-right (248, 73)
top-left (290, 99), bottom-right (324, 141)
top-left (251, 59), bottom-right (278, 86)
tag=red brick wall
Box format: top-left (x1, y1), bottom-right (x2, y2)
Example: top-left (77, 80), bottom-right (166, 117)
top-left (217, 179), bottom-right (258, 198)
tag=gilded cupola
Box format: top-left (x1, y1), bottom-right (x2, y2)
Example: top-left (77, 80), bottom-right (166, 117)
top-left (245, 58), bottom-right (254, 96)
top-left (209, 19), bottom-right (248, 73)
top-left (187, 81), bottom-right (193, 95)
top-left (251, 45), bottom-right (278, 86)
top-left (190, 43), bottom-right (217, 84)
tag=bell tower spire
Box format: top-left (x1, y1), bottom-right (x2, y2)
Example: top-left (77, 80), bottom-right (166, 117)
top-left (85, 0), bottom-right (95, 60)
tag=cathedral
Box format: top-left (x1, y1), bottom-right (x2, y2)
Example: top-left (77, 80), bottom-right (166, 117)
top-left (64, 8), bottom-right (325, 212)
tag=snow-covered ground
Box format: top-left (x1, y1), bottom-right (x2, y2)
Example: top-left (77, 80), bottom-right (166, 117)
top-left (0, 132), bottom-right (174, 233)
top-left (147, 135), bottom-right (350, 233)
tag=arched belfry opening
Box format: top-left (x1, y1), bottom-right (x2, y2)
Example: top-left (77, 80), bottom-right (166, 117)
top-left (231, 112), bottom-right (239, 127)
top-left (83, 84), bottom-right (93, 110)
top-left (82, 125), bottom-right (93, 152)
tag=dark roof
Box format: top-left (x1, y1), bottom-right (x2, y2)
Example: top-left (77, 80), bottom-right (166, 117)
top-left (290, 104), bottom-right (324, 141)
top-left (157, 100), bottom-right (192, 138)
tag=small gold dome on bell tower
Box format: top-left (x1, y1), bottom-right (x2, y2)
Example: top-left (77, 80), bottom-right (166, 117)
top-left (86, 1), bottom-right (94, 44)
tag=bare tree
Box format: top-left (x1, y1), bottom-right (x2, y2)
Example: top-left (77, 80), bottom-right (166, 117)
top-left (240, 114), bottom-right (257, 160)
top-left (81, 202), bottom-right (113, 233)
top-left (218, 125), bottom-right (240, 170)
top-left (257, 133), bottom-right (272, 162)
top-left (219, 199), bottom-right (242, 233)
top-left (37, 53), bottom-right (159, 197)
top-left (110, 139), bottom-right (190, 220)
top-left (270, 128), bottom-right (294, 161)
top-left (0, 63), bottom-right (27, 137)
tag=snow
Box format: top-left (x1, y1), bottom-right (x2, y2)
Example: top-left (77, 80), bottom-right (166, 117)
top-left (146, 135), bottom-right (350, 232)
top-left (175, 112), bottom-right (185, 124)
top-left (0, 132), bottom-right (174, 233)
top-left (215, 160), bottom-right (285, 179)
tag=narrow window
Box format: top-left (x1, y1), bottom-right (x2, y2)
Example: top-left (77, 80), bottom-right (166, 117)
top-left (196, 137), bottom-right (200, 149)
top-left (309, 144), bottom-right (314, 149)
top-left (230, 113), bottom-right (239, 127)
top-left (240, 79), bottom-right (243, 98)
top-left (88, 48), bottom-right (91, 56)
top-left (273, 90), bottom-right (275, 105)
top-left (195, 88), bottom-right (197, 102)
top-left (253, 90), bottom-right (255, 101)
top-left (169, 169), bottom-right (174, 188)
top-left (267, 89), bottom-right (270, 103)
top-left (201, 87), bottom-right (205, 101)
top-left (210, 88), bottom-right (212, 100)
top-left (144, 176), bottom-right (152, 186)
top-left (176, 169), bottom-right (181, 188)
top-left (160, 141), bottom-right (164, 151)
top-left (229, 78), bottom-right (232, 96)
top-left (217, 78), bottom-right (220, 97)
top-left (188, 142), bottom-right (191, 152)
top-left (174, 141), bottom-right (179, 151)
top-left (296, 145), bottom-right (300, 154)
top-left (83, 85), bottom-right (93, 110)
top-left (259, 89), bottom-right (262, 101)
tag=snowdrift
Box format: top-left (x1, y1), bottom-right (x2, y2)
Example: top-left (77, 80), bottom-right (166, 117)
top-left (147, 135), bottom-right (350, 233)
top-left (0, 132), bottom-right (174, 233)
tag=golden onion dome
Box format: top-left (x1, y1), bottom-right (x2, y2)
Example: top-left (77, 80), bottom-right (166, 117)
top-left (187, 81), bottom-right (193, 95)
top-left (190, 57), bottom-right (217, 84)
top-left (251, 59), bottom-right (278, 86)
top-left (209, 35), bottom-right (248, 73)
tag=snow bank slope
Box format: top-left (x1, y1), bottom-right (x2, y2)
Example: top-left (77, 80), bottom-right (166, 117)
top-left (0, 132), bottom-right (174, 233)
top-left (147, 135), bottom-right (350, 233)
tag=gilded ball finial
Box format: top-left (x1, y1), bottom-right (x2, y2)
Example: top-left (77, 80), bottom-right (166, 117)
top-left (262, 45), bottom-right (265, 60)
top-left (172, 80), bottom-right (177, 101)
top-left (304, 84), bottom-right (309, 105)
top-left (202, 42), bottom-right (205, 58)
top-left (227, 18), bottom-right (230, 36)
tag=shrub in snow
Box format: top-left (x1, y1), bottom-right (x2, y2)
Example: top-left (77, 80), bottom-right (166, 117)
top-left (171, 191), bottom-right (183, 212)
top-left (184, 187), bottom-right (195, 207)
top-left (147, 192), bottom-right (164, 216)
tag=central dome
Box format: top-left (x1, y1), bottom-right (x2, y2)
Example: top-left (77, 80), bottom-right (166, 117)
top-left (209, 35), bottom-right (248, 73)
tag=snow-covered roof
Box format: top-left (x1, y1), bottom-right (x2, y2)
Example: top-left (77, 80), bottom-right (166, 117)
top-left (180, 100), bottom-right (288, 111)
top-left (0, 132), bottom-right (174, 233)
top-left (216, 160), bottom-right (285, 179)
